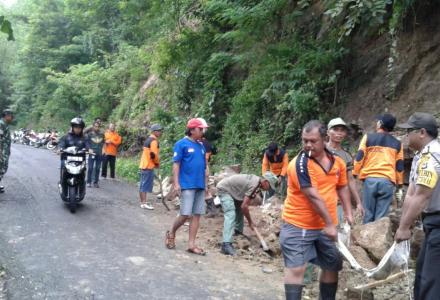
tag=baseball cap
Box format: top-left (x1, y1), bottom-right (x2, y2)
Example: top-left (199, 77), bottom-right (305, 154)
top-left (196, 118), bottom-right (209, 128)
top-left (327, 117), bottom-right (347, 130)
top-left (262, 171), bottom-right (278, 191)
top-left (397, 112), bottom-right (438, 132)
top-left (150, 124), bottom-right (163, 131)
top-left (376, 113), bottom-right (396, 131)
top-left (186, 118), bottom-right (209, 129)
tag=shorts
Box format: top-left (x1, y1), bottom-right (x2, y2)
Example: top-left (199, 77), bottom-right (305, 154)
top-left (180, 189), bottom-right (205, 216)
top-left (279, 222), bottom-right (342, 271)
top-left (139, 169), bottom-right (155, 193)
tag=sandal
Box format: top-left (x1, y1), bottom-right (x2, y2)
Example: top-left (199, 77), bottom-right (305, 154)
top-left (187, 246), bottom-right (206, 256)
top-left (165, 231), bottom-right (176, 249)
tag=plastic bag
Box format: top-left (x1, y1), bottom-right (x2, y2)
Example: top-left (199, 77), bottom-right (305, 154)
top-left (337, 231), bottom-right (410, 280)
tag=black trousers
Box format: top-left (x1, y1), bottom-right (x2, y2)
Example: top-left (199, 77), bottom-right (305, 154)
top-left (101, 155), bottom-right (116, 178)
top-left (415, 214), bottom-right (440, 300)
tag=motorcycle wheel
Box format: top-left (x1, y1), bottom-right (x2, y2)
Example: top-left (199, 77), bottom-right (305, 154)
top-left (47, 142), bottom-right (56, 150)
top-left (68, 186), bottom-right (77, 213)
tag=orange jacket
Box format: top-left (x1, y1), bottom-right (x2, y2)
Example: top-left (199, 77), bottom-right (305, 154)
top-left (262, 149), bottom-right (289, 176)
top-left (139, 134), bottom-right (160, 170)
top-left (103, 131), bottom-right (122, 156)
top-left (353, 133), bottom-right (404, 185)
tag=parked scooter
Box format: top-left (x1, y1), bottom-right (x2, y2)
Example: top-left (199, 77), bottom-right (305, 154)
top-left (58, 146), bottom-right (87, 213)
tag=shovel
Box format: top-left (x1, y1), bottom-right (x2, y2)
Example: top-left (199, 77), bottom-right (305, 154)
top-left (155, 173), bottom-right (170, 211)
top-left (253, 227), bottom-right (270, 252)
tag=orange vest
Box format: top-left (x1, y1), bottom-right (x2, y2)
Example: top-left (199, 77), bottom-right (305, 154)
top-left (353, 133), bottom-right (404, 185)
top-left (139, 135), bottom-right (160, 170)
top-left (262, 149), bottom-right (289, 176)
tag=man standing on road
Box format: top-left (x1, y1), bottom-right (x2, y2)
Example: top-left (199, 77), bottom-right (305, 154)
top-left (85, 121), bottom-right (105, 188)
top-left (280, 120), bottom-right (353, 300)
top-left (326, 118), bottom-right (364, 222)
top-left (262, 142), bottom-right (289, 197)
top-left (0, 109), bottom-right (14, 193)
top-left (216, 172), bottom-right (278, 256)
top-left (102, 123), bottom-right (122, 180)
top-left (395, 112), bottom-right (440, 300)
top-left (165, 118), bottom-right (208, 255)
top-left (138, 124), bottom-right (162, 210)
top-left (353, 113), bottom-right (404, 223)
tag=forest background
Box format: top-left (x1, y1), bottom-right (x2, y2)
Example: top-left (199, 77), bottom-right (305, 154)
top-left (0, 0), bottom-right (424, 179)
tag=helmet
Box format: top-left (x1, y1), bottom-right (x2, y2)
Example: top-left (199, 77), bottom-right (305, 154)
top-left (150, 124), bottom-right (163, 132)
top-left (70, 117), bottom-right (85, 128)
top-left (2, 109), bottom-right (14, 117)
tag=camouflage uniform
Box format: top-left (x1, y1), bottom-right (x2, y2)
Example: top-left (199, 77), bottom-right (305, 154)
top-left (0, 118), bottom-right (11, 176)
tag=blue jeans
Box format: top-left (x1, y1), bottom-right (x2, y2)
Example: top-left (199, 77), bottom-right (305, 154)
top-left (87, 154), bottom-right (102, 184)
top-left (362, 177), bottom-right (395, 224)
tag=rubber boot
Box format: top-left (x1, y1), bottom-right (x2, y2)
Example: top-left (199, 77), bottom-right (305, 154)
top-left (319, 282), bottom-right (338, 300)
top-left (285, 284), bottom-right (303, 300)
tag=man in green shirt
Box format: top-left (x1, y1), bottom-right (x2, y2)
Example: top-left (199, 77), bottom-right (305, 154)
top-left (326, 117), bottom-right (364, 221)
top-left (86, 120), bottom-right (105, 188)
top-left (0, 109), bottom-right (14, 193)
top-left (216, 172), bottom-right (278, 256)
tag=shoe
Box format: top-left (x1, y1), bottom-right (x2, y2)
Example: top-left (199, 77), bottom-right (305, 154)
top-left (0, 186), bottom-right (4, 193)
top-left (221, 242), bottom-right (236, 256)
top-left (93, 183), bottom-right (99, 188)
top-left (87, 183), bottom-right (92, 188)
top-left (144, 203), bottom-right (154, 210)
top-left (101, 176), bottom-right (107, 180)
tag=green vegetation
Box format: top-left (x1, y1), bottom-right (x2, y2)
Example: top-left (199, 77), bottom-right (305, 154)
top-left (0, 0), bottom-right (418, 177)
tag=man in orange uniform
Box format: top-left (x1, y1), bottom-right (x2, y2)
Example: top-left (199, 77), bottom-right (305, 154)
top-left (138, 124), bottom-right (163, 210)
top-left (102, 123), bottom-right (122, 180)
top-left (280, 120), bottom-right (353, 300)
top-left (353, 114), bottom-right (404, 223)
top-left (262, 142), bottom-right (288, 197)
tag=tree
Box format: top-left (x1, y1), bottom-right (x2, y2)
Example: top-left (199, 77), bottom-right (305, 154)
top-left (0, 16), bottom-right (14, 41)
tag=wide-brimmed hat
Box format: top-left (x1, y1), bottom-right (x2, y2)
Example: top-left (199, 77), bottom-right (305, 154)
top-left (262, 171), bottom-right (278, 191)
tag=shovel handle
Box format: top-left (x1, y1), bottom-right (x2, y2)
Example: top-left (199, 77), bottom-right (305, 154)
top-left (253, 227), bottom-right (269, 251)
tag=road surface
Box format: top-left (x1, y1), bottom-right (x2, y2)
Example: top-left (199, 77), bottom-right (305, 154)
top-left (0, 144), bottom-right (283, 299)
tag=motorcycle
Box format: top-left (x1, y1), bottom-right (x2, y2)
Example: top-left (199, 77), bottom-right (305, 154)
top-left (58, 146), bottom-right (87, 213)
top-left (35, 132), bottom-right (51, 148)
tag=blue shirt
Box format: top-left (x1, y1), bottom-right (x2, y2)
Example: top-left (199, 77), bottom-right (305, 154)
top-left (173, 137), bottom-right (206, 189)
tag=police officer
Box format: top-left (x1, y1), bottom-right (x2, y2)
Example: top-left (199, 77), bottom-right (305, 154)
top-left (395, 112), bottom-right (440, 300)
top-left (0, 109), bottom-right (14, 193)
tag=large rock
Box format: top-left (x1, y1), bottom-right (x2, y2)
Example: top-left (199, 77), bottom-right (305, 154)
top-left (351, 217), bottom-right (393, 263)
top-left (348, 245), bottom-right (377, 269)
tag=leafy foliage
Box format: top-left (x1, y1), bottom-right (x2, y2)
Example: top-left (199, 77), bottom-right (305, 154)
top-left (0, 0), bottom-right (420, 176)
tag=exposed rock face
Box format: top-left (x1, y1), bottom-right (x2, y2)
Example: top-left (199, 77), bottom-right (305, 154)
top-left (351, 217), bottom-right (393, 263)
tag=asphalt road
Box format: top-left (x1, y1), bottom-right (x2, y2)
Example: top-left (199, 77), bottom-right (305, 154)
top-left (0, 144), bottom-right (282, 300)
